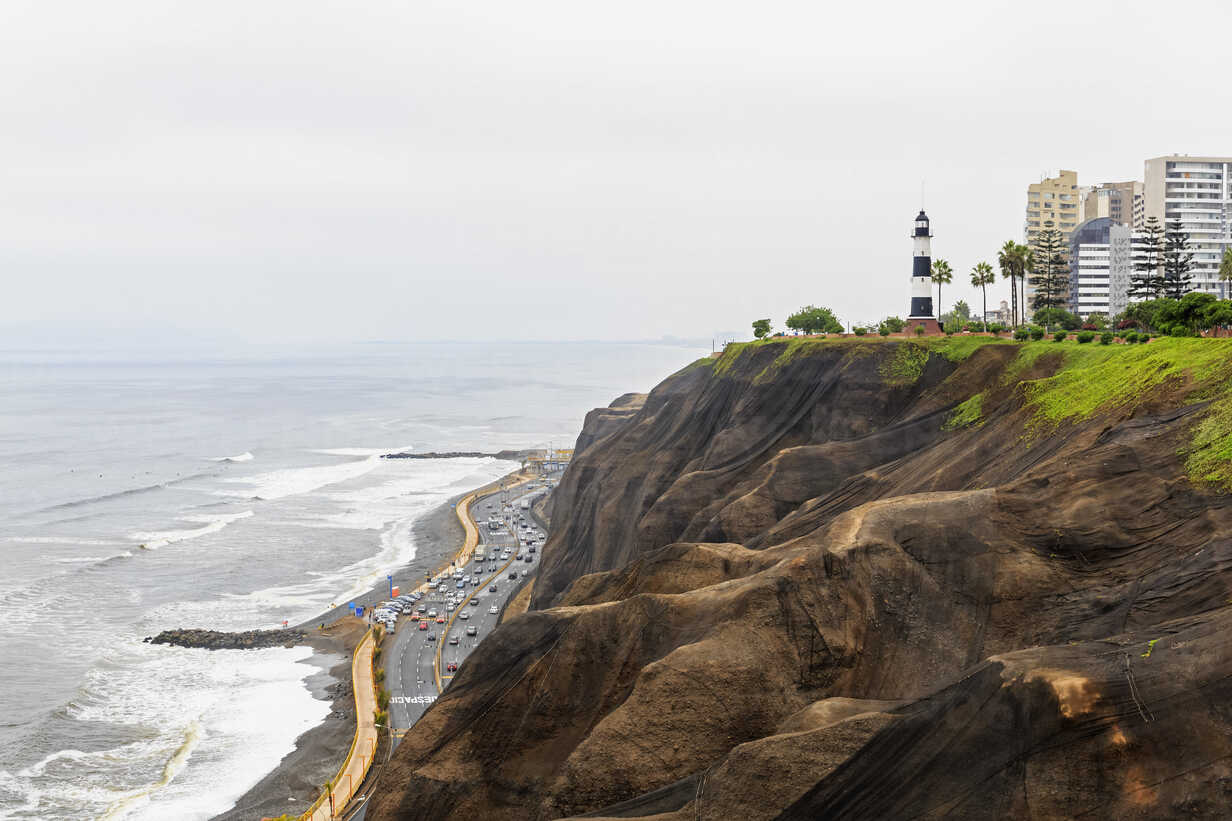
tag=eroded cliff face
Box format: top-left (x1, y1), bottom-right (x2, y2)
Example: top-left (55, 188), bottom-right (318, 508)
top-left (369, 338), bottom-right (1232, 821)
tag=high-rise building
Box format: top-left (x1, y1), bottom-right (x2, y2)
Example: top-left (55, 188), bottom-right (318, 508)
top-left (1025, 171), bottom-right (1083, 317)
top-left (1144, 155), bottom-right (1232, 297)
top-left (1025, 170), bottom-right (1082, 244)
top-left (1083, 181), bottom-right (1144, 230)
top-left (1068, 217), bottom-right (1137, 319)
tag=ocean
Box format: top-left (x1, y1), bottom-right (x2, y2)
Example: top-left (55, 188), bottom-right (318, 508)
top-left (0, 341), bottom-right (702, 820)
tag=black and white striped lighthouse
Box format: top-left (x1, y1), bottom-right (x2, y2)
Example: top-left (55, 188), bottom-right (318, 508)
top-left (908, 210), bottom-right (934, 318)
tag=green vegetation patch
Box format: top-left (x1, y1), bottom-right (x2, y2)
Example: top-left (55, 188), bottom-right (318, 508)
top-left (1185, 396), bottom-right (1232, 488)
top-left (1019, 338), bottom-right (1232, 426)
top-left (943, 392), bottom-right (985, 430)
top-left (879, 342), bottom-right (931, 386)
top-left (712, 342), bottom-right (755, 376)
top-left (1002, 337), bottom-right (1232, 490)
top-left (923, 335), bottom-right (1017, 363)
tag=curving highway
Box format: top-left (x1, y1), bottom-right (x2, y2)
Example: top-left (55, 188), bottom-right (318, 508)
top-left (385, 480), bottom-right (553, 732)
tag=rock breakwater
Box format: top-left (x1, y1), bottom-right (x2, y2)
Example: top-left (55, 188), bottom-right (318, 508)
top-left (145, 628), bottom-right (306, 650)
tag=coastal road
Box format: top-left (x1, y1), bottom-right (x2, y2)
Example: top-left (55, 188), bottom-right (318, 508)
top-left (386, 480), bottom-right (554, 731)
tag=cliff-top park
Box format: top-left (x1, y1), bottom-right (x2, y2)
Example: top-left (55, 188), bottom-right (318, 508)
top-left (6, 3), bottom-right (1232, 821)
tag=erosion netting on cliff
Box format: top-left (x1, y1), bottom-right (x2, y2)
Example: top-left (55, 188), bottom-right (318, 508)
top-left (367, 337), bottom-right (1232, 821)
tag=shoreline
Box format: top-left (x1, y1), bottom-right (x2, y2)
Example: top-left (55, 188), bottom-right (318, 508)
top-left (208, 483), bottom-right (477, 821)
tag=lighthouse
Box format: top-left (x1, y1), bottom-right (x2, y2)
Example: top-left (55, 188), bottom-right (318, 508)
top-left (908, 210), bottom-right (934, 319)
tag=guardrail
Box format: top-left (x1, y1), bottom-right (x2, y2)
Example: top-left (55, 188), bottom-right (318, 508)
top-left (297, 627), bottom-right (377, 821)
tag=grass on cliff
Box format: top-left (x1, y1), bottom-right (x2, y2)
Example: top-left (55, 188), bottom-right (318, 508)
top-left (1009, 338), bottom-right (1232, 488)
top-left (710, 335), bottom-right (1232, 490)
top-left (943, 392), bottom-right (986, 430)
top-left (710, 335), bottom-right (1015, 385)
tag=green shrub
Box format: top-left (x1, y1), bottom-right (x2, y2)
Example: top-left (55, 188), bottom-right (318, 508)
top-left (854, 327), bottom-right (867, 336)
top-left (1053, 331), bottom-right (1067, 342)
top-left (375, 708), bottom-right (388, 727)
top-left (1099, 332), bottom-right (1113, 345)
top-left (377, 686), bottom-right (390, 710)
top-left (1124, 331), bottom-right (1139, 343)
top-left (1139, 333), bottom-right (1151, 343)
top-left (1013, 329), bottom-right (1030, 341)
top-left (914, 325), bottom-right (926, 336)
top-left (1076, 331), bottom-right (1095, 344)
top-left (879, 327), bottom-right (890, 337)
top-left (1029, 326), bottom-right (1045, 341)
top-left (374, 668), bottom-right (385, 684)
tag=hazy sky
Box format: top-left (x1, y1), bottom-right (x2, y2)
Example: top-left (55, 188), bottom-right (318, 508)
top-left (4, 1), bottom-right (1230, 345)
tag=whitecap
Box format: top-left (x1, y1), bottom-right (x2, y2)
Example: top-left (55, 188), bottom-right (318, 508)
top-left (215, 454), bottom-right (381, 500)
top-left (55, 551), bottom-right (135, 564)
top-left (131, 511), bottom-right (252, 550)
top-left (207, 452), bottom-right (253, 463)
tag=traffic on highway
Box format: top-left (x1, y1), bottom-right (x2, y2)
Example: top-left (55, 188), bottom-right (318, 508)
top-left (384, 477), bottom-right (556, 733)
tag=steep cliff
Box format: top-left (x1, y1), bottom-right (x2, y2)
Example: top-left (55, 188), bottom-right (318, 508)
top-left (369, 337), bottom-right (1232, 821)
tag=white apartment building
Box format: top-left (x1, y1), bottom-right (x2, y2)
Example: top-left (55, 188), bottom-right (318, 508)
top-left (1144, 155), bottom-right (1232, 297)
top-left (1069, 217), bottom-right (1141, 319)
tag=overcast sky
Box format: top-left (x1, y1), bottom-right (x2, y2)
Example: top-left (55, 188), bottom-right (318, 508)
top-left (3, 0), bottom-right (1230, 346)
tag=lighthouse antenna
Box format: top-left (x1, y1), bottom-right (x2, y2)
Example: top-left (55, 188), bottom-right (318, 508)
top-left (921, 179), bottom-right (925, 209)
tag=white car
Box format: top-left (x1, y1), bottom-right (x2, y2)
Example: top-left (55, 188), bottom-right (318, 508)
top-left (458, 611), bottom-right (470, 620)
top-left (489, 606), bottom-right (498, 615)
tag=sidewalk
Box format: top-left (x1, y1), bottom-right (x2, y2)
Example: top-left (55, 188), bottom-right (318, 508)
top-left (302, 629), bottom-right (377, 821)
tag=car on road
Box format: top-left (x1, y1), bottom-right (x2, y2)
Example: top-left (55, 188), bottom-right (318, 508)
top-left (427, 581), bottom-right (438, 590)
top-left (427, 609), bottom-right (438, 618)
top-left (446, 603), bottom-right (455, 612)
top-left (466, 625), bottom-right (477, 636)
top-left (456, 580), bottom-right (465, 589)
top-left (489, 585), bottom-right (497, 593)
top-left (469, 598), bottom-right (479, 606)
top-left (418, 621), bottom-right (429, 630)
top-left (489, 605), bottom-right (498, 615)
top-left (509, 570), bottom-right (519, 580)
top-left (458, 611), bottom-right (469, 620)
top-left (426, 633), bottom-right (436, 642)
top-left (436, 616), bottom-right (446, 623)
top-left (386, 620), bottom-right (397, 634)
top-left (524, 555), bottom-right (533, 563)
top-left (449, 635), bottom-right (459, 645)
top-left (417, 604), bottom-right (428, 614)
top-left (446, 662), bottom-right (458, 672)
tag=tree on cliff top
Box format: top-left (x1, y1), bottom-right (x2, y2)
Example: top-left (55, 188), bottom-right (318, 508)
top-left (1162, 218), bottom-right (1195, 300)
top-left (970, 261), bottom-right (996, 331)
top-left (930, 259), bottom-right (953, 317)
top-left (1130, 216), bottom-right (1165, 300)
top-left (785, 305), bottom-right (843, 335)
top-left (751, 318), bottom-right (772, 339)
top-left (1028, 220), bottom-right (1069, 312)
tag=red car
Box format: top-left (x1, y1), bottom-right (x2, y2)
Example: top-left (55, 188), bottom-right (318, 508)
top-left (446, 662), bottom-right (458, 672)
top-left (436, 616), bottom-right (446, 624)
top-left (418, 621), bottom-right (429, 631)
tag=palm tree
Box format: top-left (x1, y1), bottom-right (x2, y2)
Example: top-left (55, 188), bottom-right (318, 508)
top-left (970, 261), bottom-right (995, 331)
top-left (998, 240), bottom-right (1020, 328)
top-left (1020, 245), bottom-right (1035, 324)
top-left (931, 259), bottom-right (953, 319)
top-left (1220, 247), bottom-right (1232, 301)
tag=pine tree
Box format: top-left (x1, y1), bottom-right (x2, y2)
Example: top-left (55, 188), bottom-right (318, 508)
top-left (1130, 216), bottom-right (1165, 300)
top-left (1028, 221), bottom-right (1069, 312)
top-left (1162, 218), bottom-right (1195, 299)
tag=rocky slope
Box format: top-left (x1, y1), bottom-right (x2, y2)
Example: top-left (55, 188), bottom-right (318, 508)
top-left (368, 337), bottom-right (1232, 820)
